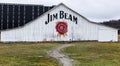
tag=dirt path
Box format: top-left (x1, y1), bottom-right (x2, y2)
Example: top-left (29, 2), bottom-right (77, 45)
top-left (48, 44), bottom-right (73, 66)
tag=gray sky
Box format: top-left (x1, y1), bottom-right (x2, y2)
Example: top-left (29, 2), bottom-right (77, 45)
top-left (0, 0), bottom-right (120, 22)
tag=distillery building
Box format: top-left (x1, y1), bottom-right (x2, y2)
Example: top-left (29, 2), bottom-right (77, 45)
top-left (0, 3), bottom-right (118, 42)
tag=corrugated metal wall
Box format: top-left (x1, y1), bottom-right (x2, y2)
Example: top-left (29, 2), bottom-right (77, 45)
top-left (0, 3), bottom-right (54, 30)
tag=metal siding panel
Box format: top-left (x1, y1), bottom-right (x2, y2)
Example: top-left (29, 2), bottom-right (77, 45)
top-left (20, 5), bottom-right (24, 26)
top-left (25, 5), bottom-right (32, 23)
top-left (34, 5), bottom-right (39, 18)
top-left (3, 5), bottom-right (7, 29)
top-left (8, 5), bottom-right (13, 29)
top-left (0, 5), bottom-right (1, 29)
top-left (14, 5), bottom-right (19, 27)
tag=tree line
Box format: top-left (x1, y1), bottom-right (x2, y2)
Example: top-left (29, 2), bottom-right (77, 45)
top-left (100, 19), bottom-right (120, 34)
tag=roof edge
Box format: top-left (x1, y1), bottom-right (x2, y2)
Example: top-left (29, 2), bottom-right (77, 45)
top-left (58, 3), bottom-right (118, 30)
top-left (1, 3), bottom-right (118, 31)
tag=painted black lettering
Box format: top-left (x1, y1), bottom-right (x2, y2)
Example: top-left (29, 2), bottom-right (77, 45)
top-left (50, 15), bottom-right (52, 22)
top-left (53, 13), bottom-right (58, 20)
top-left (69, 14), bottom-right (72, 21)
top-left (45, 11), bottom-right (78, 24)
top-left (73, 16), bottom-right (78, 24)
top-left (60, 11), bottom-right (64, 19)
top-left (65, 13), bottom-right (68, 19)
top-left (47, 14), bottom-right (50, 23)
top-left (45, 21), bottom-right (48, 24)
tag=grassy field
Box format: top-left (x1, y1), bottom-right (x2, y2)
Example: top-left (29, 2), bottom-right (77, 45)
top-left (62, 42), bottom-right (120, 66)
top-left (1, 42), bottom-right (120, 66)
top-left (0, 42), bottom-right (62, 66)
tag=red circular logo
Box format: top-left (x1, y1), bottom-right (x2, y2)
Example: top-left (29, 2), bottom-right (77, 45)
top-left (56, 22), bottom-right (68, 35)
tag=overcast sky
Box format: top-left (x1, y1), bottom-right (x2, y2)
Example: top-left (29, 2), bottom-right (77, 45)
top-left (0, 0), bottom-right (120, 22)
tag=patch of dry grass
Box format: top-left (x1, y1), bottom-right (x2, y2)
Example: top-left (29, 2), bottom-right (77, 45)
top-left (0, 42), bottom-right (61, 66)
top-left (62, 42), bottom-right (120, 66)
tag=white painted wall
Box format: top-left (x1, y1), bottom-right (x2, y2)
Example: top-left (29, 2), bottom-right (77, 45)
top-left (98, 25), bottom-right (118, 42)
top-left (1, 4), bottom-right (118, 42)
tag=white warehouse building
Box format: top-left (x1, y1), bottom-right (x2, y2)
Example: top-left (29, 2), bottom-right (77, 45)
top-left (0, 3), bottom-right (118, 42)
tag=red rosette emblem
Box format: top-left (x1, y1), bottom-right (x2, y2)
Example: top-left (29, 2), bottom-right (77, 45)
top-left (56, 22), bottom-right (68, 36)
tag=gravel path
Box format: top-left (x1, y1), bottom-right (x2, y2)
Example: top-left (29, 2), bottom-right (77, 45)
top-left (48, 44), bottom-right (73, 66)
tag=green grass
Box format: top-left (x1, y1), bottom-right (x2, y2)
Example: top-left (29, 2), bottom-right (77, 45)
top-left (62, 42), bottom-right (120, 66)
top-left (0, 42), bottom-right (61, 66)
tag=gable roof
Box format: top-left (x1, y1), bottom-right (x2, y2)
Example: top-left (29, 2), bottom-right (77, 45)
top-left (57, 3), bottom-right (118, 30)
top-left (0, 3), bottom-right (118, 31)
top-left (0, 3), bottom-right (55, 31)
top-left (54, 3), bottom-right (118, 30)
top-left (26, 3), bottom-right (118, 30)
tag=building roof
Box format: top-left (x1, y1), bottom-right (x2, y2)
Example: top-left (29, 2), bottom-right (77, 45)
top-left (0, 3), bottom-right (117, 31)
top-left (0, 3), bottom-right (54, 30)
